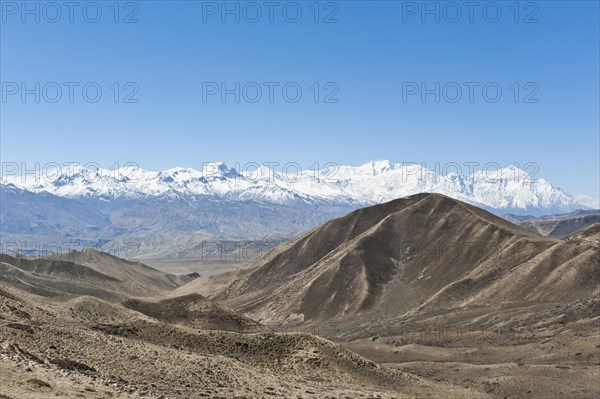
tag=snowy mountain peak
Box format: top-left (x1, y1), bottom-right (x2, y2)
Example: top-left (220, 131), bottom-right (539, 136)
top-left (0, 161), bottom-right (593, 215)
top-left (201, 162), bottom-right (238, 178)
top-left (361, 160), bottom-right (394, 175)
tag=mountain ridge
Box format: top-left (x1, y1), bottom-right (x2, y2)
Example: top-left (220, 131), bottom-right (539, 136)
top-left (1, 161), bottom-right (590, 214)
top-left (206, 193), bottom-right (598, 325)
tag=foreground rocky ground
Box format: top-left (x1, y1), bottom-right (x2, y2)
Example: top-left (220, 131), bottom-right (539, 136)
top-left (2, 284), bottom-right (598, 398)
top-left (335, 300), bottom-right (600, 399)
top-left (0, 286), bottom-right (487, 399)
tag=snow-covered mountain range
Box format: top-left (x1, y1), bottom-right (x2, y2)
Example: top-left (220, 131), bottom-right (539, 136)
top-left (1, 161), bottom-right (588, 213)
top-left (1, 161), bottom-right (593, 258)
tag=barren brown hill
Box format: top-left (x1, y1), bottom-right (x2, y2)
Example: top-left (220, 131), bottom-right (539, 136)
top-left (210, 193), bottom-right (599, 324)
top-left (46, 248), bottom-right (198, 291)
top-left (0, 264), bottom-right (126, 302)
top-left (0, 250), bottom-right (198, 301)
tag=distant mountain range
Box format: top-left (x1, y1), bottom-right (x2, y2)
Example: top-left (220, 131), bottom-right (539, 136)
top-left (0, 161), bottom-right (594, 257)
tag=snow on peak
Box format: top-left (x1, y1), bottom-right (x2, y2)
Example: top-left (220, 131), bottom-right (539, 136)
top-left (361, 160), bottom-right (394, 174)
top-left (0, 161), bottom-right (589, 213)
top-left (575, 195), bottom-right (600, 209)
top-left (201, 162), bottom-right (238, 178)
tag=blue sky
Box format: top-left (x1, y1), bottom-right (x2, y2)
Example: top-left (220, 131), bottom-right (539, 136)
top-left (1, 0), bottom-right (598, 199)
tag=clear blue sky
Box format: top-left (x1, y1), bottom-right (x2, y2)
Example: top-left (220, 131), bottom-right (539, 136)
top-left (1, 1), bottom-right (598, 199)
